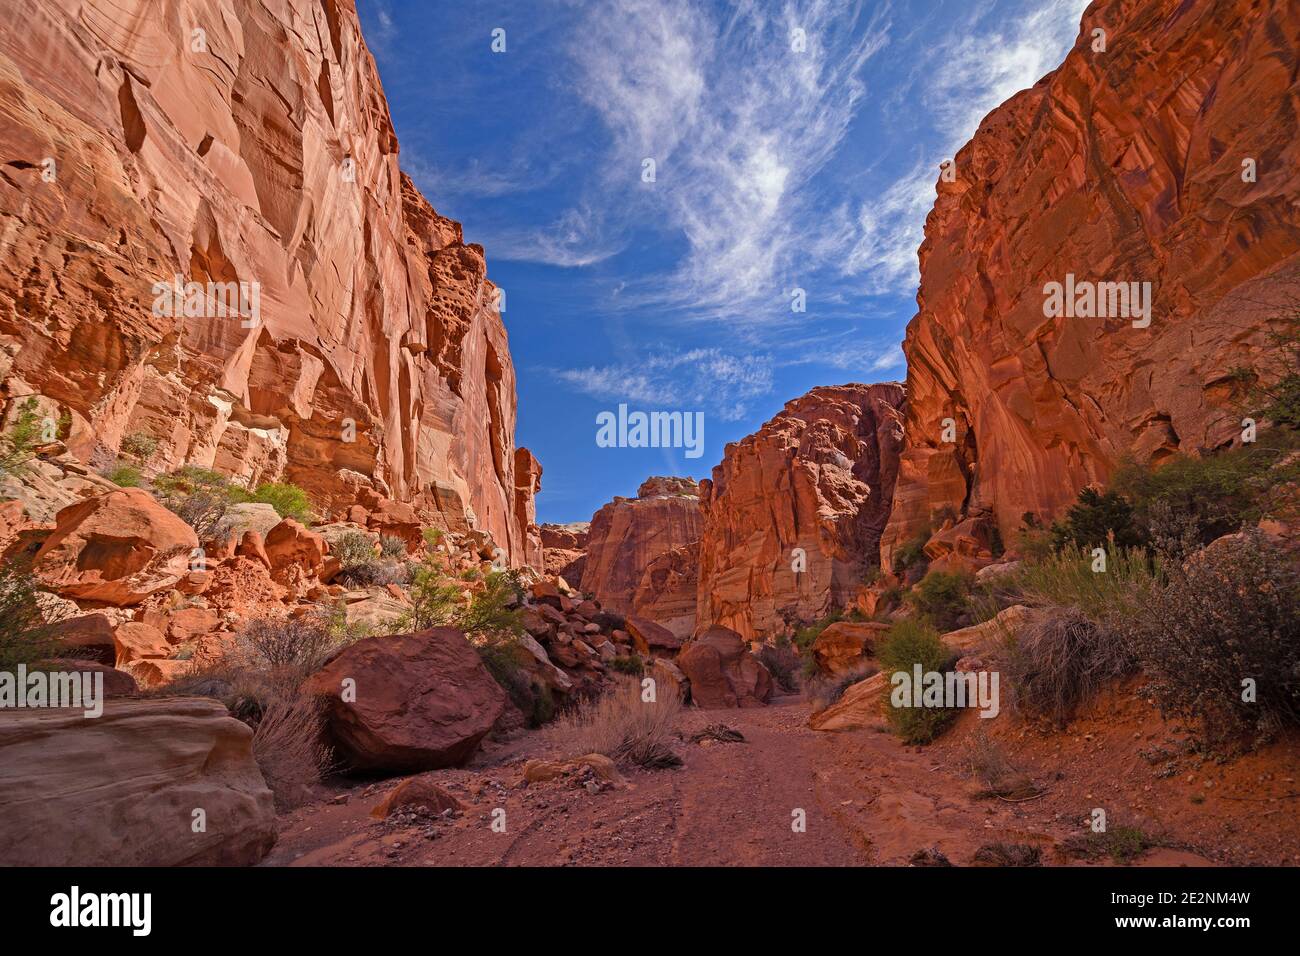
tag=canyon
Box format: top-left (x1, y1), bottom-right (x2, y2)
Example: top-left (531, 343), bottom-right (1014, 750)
top-left (0, 0), bottom-right (1297, 872)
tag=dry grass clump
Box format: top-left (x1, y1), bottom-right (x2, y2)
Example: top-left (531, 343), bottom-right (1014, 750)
top-left (962, 729), bottom-right (1040, 799)
top-left (1004, 606), bottom-right (1133, 725)
top-left (251, 695), bottom-right (333, 811)
top-left (553, 676), bottom-right (682, 769)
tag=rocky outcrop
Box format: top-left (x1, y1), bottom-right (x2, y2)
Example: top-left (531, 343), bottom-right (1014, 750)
top-left (696, 384), bottom-right (905, 641)
top-left (305, 628), bottom-right (506, 774)
top-left (882, 0), bottom-right (1300, 565)
top-left (811, 620), bottom-right (890, 676)
top-left (579, 478), bottom-right (702, 618)
top-left (676, 625), bottom-right (774, 709)
top-left (539, 522), bottom-right (589, 582)
top-left (0, 0), bottom-right (539, 564)
top-left (0, 698), bottom-right (276, 865)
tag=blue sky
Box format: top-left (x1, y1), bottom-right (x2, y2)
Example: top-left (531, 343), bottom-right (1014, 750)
top-left (356, 0), bottom-right (1089, 523)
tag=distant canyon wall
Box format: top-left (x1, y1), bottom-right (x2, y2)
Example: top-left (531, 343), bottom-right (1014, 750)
top-left (0, 0), bottom-right (538, 562)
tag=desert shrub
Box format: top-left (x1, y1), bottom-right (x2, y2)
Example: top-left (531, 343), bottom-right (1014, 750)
top-left (333, 530), bottom-right (378, 567)
top-left (379, 534), bottom-right (407, 558)
top-left (907, 570), bottom-right (972, 631)
top-left (336, 559), bottom-right (410, 588)
top-left (457, 571), bottom-right (524, 638)
top-left (1005, 606), bottom-right (1133, 725)
top-left (877, 618), bottom-right (958, 744)
top-left (892, 531), bottom-right (931, 575)
top-left (236, 614), bottom-right (342, 695)
top-left (152, 466), bottom-right (251, 539)
top-left (252, 694), bottom-right (332, 811)
top-left (756, 640), bottom-right (800, 693)
top-left (0, 398), bottom-right (44, 478)
top-left (476, 634), bottom-right (553, 725)
top-left (1049, 487), bottom-right (1143, 552)
top-left (1242, 311), bottom-right (1300, 429)
top-left (805, 661), bottom-right (879, 711)
top-left (250, 482), bottom-right (313, 524)
top-left (1123, 532), bottom-right (1300, 749)
top-left (608, 654), bottom-right (645, 676)
top-left (1010, 543), bottom-right (1162, 628)
top-left (119, 432), bottom-right (158, 462)
top-left (1014, 513), bottom-right (1056, 562)
top-left (1112, 438), bottom-right (1299, 550)
top-left (1062, 826), bottom-right (1153, 864)
top-left (593, 610), bottom-right (626, 632)
top-left (103, 462), bottom-right (143, 487)
top-left (556, 676), bottom-right (682, 769)
top-left (0, 567), bottom-right (58, 668)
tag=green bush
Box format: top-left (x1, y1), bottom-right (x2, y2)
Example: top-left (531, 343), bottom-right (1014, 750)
top-left (0, 566), bottom-right (58, 668)
top-left (877, 619), bottom-right (958, 744)
top-left (892, 531), bottom-right (930, 575)
top-left (1049, 487), bottom-right (1143, 552)
top-left (907, 570), bottom-right (972, 631)
top-left (379, 534), bottom-right (407, 558)
top-left (608, 655), bottom-right (645, 676)
top-left (250, 482), bottom-right (313, 524)
top-left (1010, 543), bottom-right (1163, 629)
top-left (1123, 532), bottom-right (1300, 750)
top-left (104, 462), bottom-right (143, 487)
top-left (0, 398), bottom-right (45, 479)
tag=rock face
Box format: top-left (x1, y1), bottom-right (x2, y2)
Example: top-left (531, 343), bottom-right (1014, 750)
top-left (0, 698), bottom-right (276, 865)
top-left (811, 620), bottom-right (890, 676)
top-left (697, 385), bottom-right (906, 641)
top-left (882, 0), bottom-right (1300, 565)
top-left (676, 625), bottom-right (774, 709)
top-left (305, 628), bottom-right (506, 773)
top-left (33, 487), bottom-right (199, 605)
top-left (0, 0), bottom-right (538, 564)
top-left (579, 478), bottom-right (703, 618)
top-left (539, 522), bottom-right (589, 583)
top-left (631, 541), bottom-right (699, 639)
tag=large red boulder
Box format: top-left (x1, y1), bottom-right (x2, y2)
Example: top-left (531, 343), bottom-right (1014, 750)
top-left (676, 625), bottom-right (774, 709)
top-left (304, 628), bottom-right (506, 773)
top-left (33, 488), bottom-right (199, 605)
top-left (625, 616), bottom-right (685, 656)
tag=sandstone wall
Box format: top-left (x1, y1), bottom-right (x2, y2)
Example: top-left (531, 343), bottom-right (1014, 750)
top-left (882, 0), bottom-right (1300, 565)
top-left (697, 384), bottom-right (905, 641)
top-left (0, 0), bottom-right (538, 563)
top-left (579, 477), bottom-right (702, 618)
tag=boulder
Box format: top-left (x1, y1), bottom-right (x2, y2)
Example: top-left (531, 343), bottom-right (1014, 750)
top-left (676, 625), bottom-right (774, 708)
top-left (212, 503), bottom-right (283, 546)
top-left (625, 616), bottom-right (684, 656)
top-left (113, 621), bottom-right (171, 666)
top-left (812, 620), bottom-right (891, 675)
top-left (0, 698), bottom-right (276, 865)
top-left (33, 488), bottom-right (199, 605)
top-left (941, 605), bottom-right (1032, 654)
top-left (369, 774), bottom-right (465, 819)
top-left (39, 660), bottom-right (139, 698)
top-left (304, 629), bottom-right (507, 773)
top-left (263, 519), bottom-right (327, 573)
top-left (809, 672), bottom-right (888, 732)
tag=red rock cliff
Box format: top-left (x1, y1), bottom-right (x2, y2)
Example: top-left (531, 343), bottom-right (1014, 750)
top-left (882, 0), bottom-right (1300, 565)
top-left (0, 0), bottom-right (538, 563)
top-left (697, 384), bottom-right (905, 641)
top-left (579, 477), bottom-right (702, 618)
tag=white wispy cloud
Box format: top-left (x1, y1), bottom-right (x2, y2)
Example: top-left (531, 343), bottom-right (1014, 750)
top-left (844, 0), bottom-right (1090, 293)
top-left (550, 348), bottom-right (774, 421)
top-left (548, 0), bottom-right (890, 316)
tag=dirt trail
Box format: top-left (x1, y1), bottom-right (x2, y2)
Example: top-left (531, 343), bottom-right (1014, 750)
top-left (266, 693), bottom-right (1294, 867)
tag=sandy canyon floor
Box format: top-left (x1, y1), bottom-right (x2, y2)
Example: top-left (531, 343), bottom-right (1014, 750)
top-left (267, 691), bottom-right (1300, 868)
